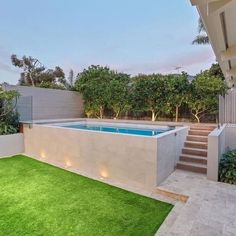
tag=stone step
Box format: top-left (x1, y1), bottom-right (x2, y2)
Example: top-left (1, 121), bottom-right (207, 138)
top-left (189, 130), bottom-right (211, 136)
top-left (184, 141), bottom-right (208, 149)
top-left (180, 154), bottom-right (207, 165)
top-left (190, 128), bottom-right (214, 132)
top-left (176, 161), bottom-right (207, 174)
top-left (190, 126), bottom-right (216, 131)
top-left (187, 135), bottom-right (208, 143)
top-left (182, 147), bottom-right (207, 157)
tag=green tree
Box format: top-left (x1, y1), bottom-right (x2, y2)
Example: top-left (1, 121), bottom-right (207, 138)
top-left (75, 65), bottom-right (114, 118)
top-left (208, 63), bottom-right (224, 79)
top-left (166, 73), bottom-right (190, 122)
top-left (11, 55), bottom-right (45, 87)
top-left (0, 87), bottom-right (19, 118)
top-left (107, 73), bottom-right (131, 118)
top-left (0, 86), bottom-right (20, 135)
top-left (188, 70), bottom-right (227, 123)
top-left (132, 74), bottom-right (170, 121)
top-left (11, 55), bottom-right (65, 89)
top-left (192, 17), bottom-right (209, 45)
top-left (64, 69), bottom-right (75, 90)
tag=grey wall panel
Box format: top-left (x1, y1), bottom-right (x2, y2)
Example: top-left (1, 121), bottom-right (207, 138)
top-left (4, 85), bottom-right (84, 121)
top-left (219, 88), bottom-right (236, 124)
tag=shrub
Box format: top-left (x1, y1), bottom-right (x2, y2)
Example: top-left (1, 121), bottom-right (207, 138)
top-left (219, 150), bottom-right (236, 184)
top-left (0, 87), bottom-right (19, 135)
top-left (0, 123), bottom-right (18, 135)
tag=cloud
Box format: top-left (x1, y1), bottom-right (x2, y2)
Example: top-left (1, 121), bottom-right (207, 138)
top-left (111, 48), bottom-right (216, 75)
top-left (61, 47), bottom-right (215, 76)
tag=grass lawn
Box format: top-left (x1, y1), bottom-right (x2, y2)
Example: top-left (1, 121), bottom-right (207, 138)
top-left (0, 155), bottom-right (173, 236)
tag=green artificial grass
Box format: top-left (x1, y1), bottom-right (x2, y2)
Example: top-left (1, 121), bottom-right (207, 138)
top-left (0, 155), bottom-right (173, 236)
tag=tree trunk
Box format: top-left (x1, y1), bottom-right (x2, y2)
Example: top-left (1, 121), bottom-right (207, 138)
top-left (114, 108), bottom-right (120, 119)
top-left (194, 114), bottom-right (200, 123)
top-left (175, 106), bottom-right (179, 122)
top-left (99, 106), bottom-right (104, 119)
top-left (29, 72), bottom-right (35, 87)
top-left (115, 111), bottom-right (120, 119)
top-left (151, 110), bottom-right (157, 121)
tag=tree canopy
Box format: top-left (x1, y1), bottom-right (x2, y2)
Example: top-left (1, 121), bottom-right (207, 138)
top-left (0, 86), bottom-right (20, 135)
top-left (131, 74), bottom-right (170, 121)
top-left (192, 17), bottom-right (210, 45)
top-left (75, 65), bottom-right (118, 118)
top-left (11, 55), bottom-right (66, 89)
top-left (166, 73), bottom-right (190, 122)
top-left (74, 64), bottom-right (227, 123)
top-left (187, 70), bottom-right (227, 122)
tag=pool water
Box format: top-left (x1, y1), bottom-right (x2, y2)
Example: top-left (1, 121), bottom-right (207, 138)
top-left (61, 124), bottom-right (173, 137)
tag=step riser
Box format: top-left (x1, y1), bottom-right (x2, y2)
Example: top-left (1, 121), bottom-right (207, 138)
top-left (182, 148), bottom-right (207, 157)
top-left (180, 156), bottom-right (207, 165)
top-left (184, 142), bottom-right (207, 149)
top-left (189, 130), bottom-right (210, 136)
top-left (187, 136), bottom-right (208, 143)
top-left (176, 163), bottom-right (207, 174)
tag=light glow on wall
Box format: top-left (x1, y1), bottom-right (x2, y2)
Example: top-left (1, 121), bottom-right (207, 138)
top-left (40, 151), bottom-right (46, 158)
top-left (100, 169), bottom-right (109, 179)
top-left (65, 160), bottom-right (72, 167)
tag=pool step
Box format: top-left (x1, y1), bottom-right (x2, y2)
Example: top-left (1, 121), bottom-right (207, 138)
top-left (176, 161), bottom-right (207, 174)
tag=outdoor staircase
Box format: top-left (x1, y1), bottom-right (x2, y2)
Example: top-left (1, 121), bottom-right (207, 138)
top-left (176, 125), bottom-right (216, 174)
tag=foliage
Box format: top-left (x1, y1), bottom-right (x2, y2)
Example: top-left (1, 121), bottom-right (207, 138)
top-left (64, 69), bottom-right (76, 90)
top-left (192, 17), bottom-right (209, 45)
top-left (39, 81), bottom-right (66, 90)
top-left (0, 87), bottom-right (20, 135)
top-left (219, 150), bottom-right (236, 184)
top-left (75, 65), bottom-right (115, 118)
top-left (131, 74), bottom-right (170, 121)
top-left (74, 63), bottom-right (227, 122)
top-left (187, 69), bottom-right (227, 123)
top-left (11, 55), bottom-right (66, 89)
top-left (166, 73), bottom-right (190, 122)
top-left (208, 63), bottom-right (224, 79)
top-left (107, 73), bottom-right (131, 118)
top-left (0, 122), bottom-right (18, 135)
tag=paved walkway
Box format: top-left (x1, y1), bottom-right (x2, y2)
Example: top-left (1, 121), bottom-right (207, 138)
top-left (154, 170), bottom-right (236, 236)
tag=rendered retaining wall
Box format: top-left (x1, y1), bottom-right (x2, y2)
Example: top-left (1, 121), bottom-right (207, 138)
top-left (0, 133), bottom-right (24, 157)
top-left (207, 125), bottom-right (226, 181)
top-left (23, 123), bottom-right (188, 191)
top-left (207, 124), bottom-right (236, 181)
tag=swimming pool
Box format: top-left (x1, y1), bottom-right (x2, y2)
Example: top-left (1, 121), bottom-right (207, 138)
top-left (58, 123), bottom-right (173, 137)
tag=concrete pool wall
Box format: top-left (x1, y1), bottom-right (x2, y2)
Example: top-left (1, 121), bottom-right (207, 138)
top-left (23, 123), bottom-right (188, 190)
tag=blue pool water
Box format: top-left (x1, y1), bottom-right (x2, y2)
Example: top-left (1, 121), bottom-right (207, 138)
top-left (61, 123), bottom-right (173, 137)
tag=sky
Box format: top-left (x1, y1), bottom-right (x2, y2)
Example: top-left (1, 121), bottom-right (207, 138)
top-left (0, 0), bottom-right (216, 84)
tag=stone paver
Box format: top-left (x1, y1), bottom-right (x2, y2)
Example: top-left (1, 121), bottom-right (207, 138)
top-left (154, 170), bottom-right (236, 236)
